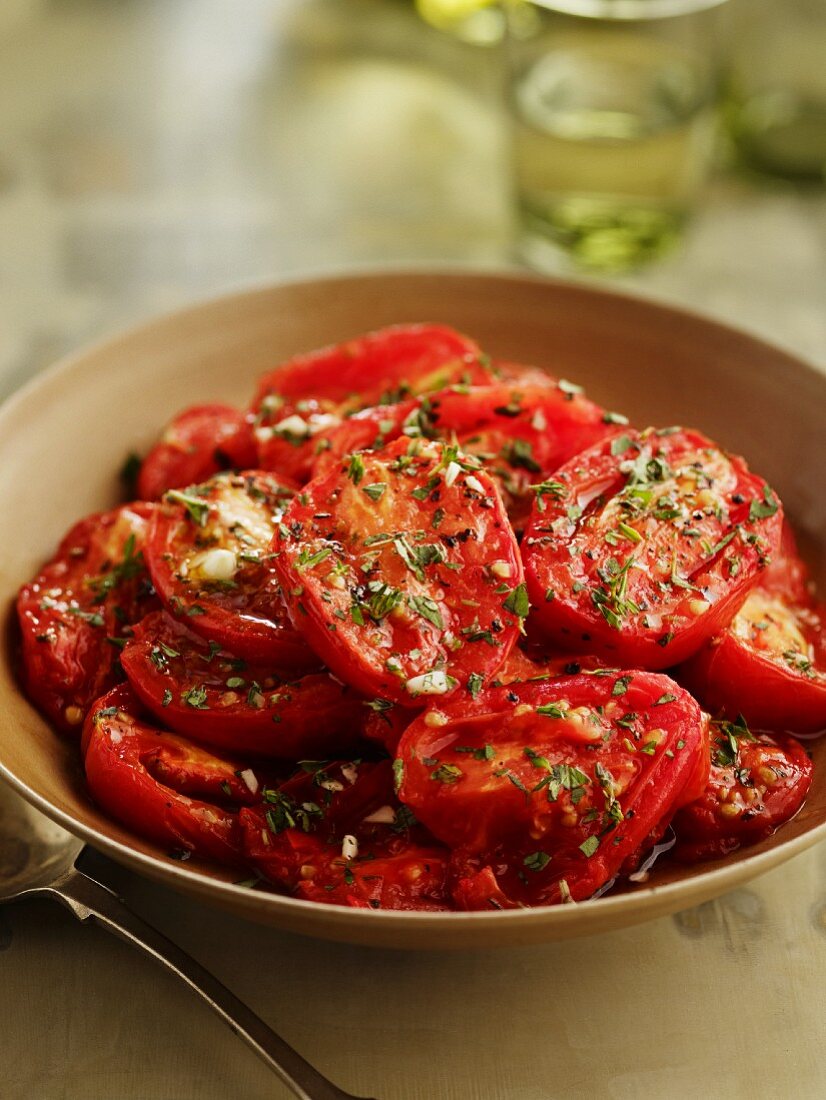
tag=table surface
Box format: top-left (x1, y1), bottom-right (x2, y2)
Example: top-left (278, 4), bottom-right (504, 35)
top-left (1, 2), bottom-right (825, 1098)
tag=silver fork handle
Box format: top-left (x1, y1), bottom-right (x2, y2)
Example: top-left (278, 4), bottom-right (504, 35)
top-left (34, 868), bottom-right (375, 1100)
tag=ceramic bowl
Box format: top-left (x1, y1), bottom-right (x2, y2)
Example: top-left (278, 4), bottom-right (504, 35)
top-left (1, 271), bottom-right (823, 949)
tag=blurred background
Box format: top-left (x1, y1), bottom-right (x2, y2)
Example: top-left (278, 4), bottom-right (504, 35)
top-left (0, 0), bottom-right (823, 396)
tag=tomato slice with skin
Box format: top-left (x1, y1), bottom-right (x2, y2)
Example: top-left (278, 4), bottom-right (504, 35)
top-left (253, 395), bottom-right (343, 486)
top-left (360, 648), bottom-right (606, 755)
top-left (82, 685), bottom-right (260, 865)
top-left (294, 840), bottom-right (451, 910)
top-left (240, 817), bottom-right (451, 910)
top-left (137, 404), bottom-right (257, 501)
top-left (672, 717), bottom-right (813, 863)
top-left (312, 382), bottom-right (617, 526)
top-left (310, 399), bottom-right (419, 482)
top-left (17, 502), bottom-right (158, 734)
top-left (522, 427), bottom-right (784, 669)
top-left (679, 520), bottom-right (826, 733)
top-left (273, 436), bottom-right (525, 707)
top-left (240, 759), bottom-right (451, 909)
top-left (251, 323), bottom-right (486, 412)
top-left (397, 671), bottom-right (706, 905)
top-left (145, 470), bottom-right (314, 668)
top-left (120, 611), bottom-right (365, 757)
top-left (275, 759), bottom-right (395, 834)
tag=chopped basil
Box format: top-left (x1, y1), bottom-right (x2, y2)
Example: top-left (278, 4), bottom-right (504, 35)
top-left (579, 835), bottom-right (600, 858)
top-left (524, 851), bottom-right (551, 872)
top-left (409, 593), bottom-right (444, 630)
top-left (166, 489), bottom-right (210, 527)
top-left (503, 583), bottom-right (530, 619)
top-left (362, 482), bottom-right (387, 502)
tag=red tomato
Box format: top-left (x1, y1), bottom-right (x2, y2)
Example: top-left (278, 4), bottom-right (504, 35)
top-left (251, 323), bottom-right (486, 411)
top-left (679, 523), bottom-right (826, 733)
top-left (240, 820), bottom-right (451, 910)
top-left (358, 648), bottom-right (605, 755)
top-left (275, 759), bottom-right (396, 836)
top-left (144, 470), bottom-right (314, 668)
top-left (361, 701), bottom-right (416, 756)
top-left (82, 684), bottom-right (260, 865)
top-left (273, 437), bottom-right (525, 706)
top-left (252, 395), bottom-right (342, 486)
top-left (310, 399), bottom-right (419, 481)
top-left (672, 717), bottom-right (813, 862)
top-left (120, 612), bottom-right (365, 757)
top-left (17, 503), bottom-right (158, 734)
top-left (240, 759), bottom-right (450, 909)
top-left (294, 840), bottom-right (451, 910)
top-left (249, 323), bottom-right (492, 486)
top-left (137, 405), bottom-right (257, 500)
top-left (487, 360), bottom-right (557, 388)
top-left (397, 671), bottom-right (706, 905)
top-left (522, 427), bottom-right (784, 669)
top-left (312, 382), bottom-right (616, 525)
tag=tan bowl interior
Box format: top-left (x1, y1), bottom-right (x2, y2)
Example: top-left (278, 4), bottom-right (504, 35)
top-left (0, 271), bottom-right (823, 949)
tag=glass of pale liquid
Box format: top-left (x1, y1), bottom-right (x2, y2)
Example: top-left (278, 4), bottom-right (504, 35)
top-left (507, 0), bottom-right (729, 272)
top-left (728, 0), bottom-right (826, 182)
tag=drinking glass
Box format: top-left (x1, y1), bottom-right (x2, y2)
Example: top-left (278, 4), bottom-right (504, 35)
top-left (506, 0), bottom-right (729, 272)
top-left (728, 0), bottom-right (826, 181)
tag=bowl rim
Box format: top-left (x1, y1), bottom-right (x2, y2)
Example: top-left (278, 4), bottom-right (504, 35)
top-left (2, 266), bottom-right (824, 939)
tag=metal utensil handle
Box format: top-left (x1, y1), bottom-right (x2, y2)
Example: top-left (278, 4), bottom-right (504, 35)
top-left (38, 868), bottom-right (372, 1100)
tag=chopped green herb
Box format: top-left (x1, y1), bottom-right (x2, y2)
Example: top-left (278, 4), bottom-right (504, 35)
top-left (167, 489), bottom-right (210, 527)
top-left (503, 583), bottom-right (530, 619)
top-left (749, 486), bottom-right (779, 522)
top-left (430, 763), bottom-right (463, 784)
top-left (362, 482), bottom-right (387, 502)
top-left (524, 851), bottom-right (551, 872)
top-left (409, 593), bottom-right (444, 630)
top-left (347, 454), bottom-right (366, 484)
top-left (579, 835), bottom-right (600, 858)
top-left (182, 685), bottom-right (208, 709)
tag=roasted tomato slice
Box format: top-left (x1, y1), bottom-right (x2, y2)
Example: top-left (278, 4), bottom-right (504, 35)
top-left (81, 685), bottom-right (261, 865)
top-left (396, 671), bottom-right (706, 905)
top-left (17, 502), bottom-right (158, 734)
top-left (241, 820), bottom-right (451, 910)
top-left (310, 399), bottom-right (419, 481)
top-left (120, 611), bottom-right (364, 757)
top-left (240, 759), bottom-right (450, 909)
top-left (360, 649), bottom-right (606, 755)
top-left (522, 427), bottom-right (784, 669)
top-left (252, 395), bottom-right (343, 486)
top-left (312, 381), bottom-right (616, 525)
top-left (273, 437), bottom-right (525, 706)
top-left (672, 716), bottom-right (813, 863)
top-left (249, 323), bottom-right (491, 485)
top-left (251, 323), bottom-right (486, 412)
top-left (679, 528), bottom-right (826, 733)
top-left (144, 470), bottom-right (313, 668)
top-left (137, 404), bottom-right (257, 501)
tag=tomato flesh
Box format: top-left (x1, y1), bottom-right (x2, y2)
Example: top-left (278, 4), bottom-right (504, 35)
top-left (137, 404), bottom-right (256, 500)
top-left (672, 719), bottom-right (813, 862)
top-left (397, 671), bottom-right (706, 905)
top-left (240, 759), bottom-right (451, 909)
top-left (144, 470), bottom-right (313, 667)
top-left (17, 503), bottom-right (158, 734)
top-left (252, 323), bottom-right (486, 411)
top-left (120, 611), bottom-right (365, 757)
top-left (679, 531), bottom-right (826, 733)
top-left (82, 685), bottom-right (259, 865)
top-left (273, 437), bottom-right (525, 706)
top-left (312, 382), bottom-right (616, 527)
top-left (523, 427), bottom-right (784, 668)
